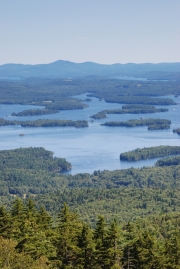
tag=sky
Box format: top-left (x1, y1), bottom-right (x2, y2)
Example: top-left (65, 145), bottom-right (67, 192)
top-left (0, 0), bottom-right (179, 65)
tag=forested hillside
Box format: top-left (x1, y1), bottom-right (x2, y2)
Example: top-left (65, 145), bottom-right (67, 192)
top-left (1, 200), bottom-right (180, 268)
top-left (1, 147), bottom-right (180, 225)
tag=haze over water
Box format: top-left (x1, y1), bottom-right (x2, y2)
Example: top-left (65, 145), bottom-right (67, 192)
top-left (0, 94), bottom-right (179, 174)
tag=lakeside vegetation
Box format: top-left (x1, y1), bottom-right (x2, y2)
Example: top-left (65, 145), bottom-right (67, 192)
top-left (1, 147), bottom-right (180, 223)
top-left (0, 118), bottom-right (88, 128)
top-left (91, 105), bottom-right (169, 120)
top-left (156, 156), bottom-right (180, 166)
top-left (102, 118), bottom-right (171, 130)
top-left (120, 146), bottom-right (180, 161)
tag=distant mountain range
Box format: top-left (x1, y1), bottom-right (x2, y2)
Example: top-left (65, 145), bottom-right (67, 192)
top-left (0, 60), bottom-right (180, 79)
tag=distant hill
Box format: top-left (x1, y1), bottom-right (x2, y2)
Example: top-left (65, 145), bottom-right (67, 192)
top-left (0, 60), bottom-right (180, 79)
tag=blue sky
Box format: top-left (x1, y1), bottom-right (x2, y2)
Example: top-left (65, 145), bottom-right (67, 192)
top-left (0, 0), bottom-right (179, 64)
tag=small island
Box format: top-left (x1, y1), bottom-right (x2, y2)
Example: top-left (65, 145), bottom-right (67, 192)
top-left (173, 128), bottom-right (180, 135)
top-left (101, 118), bottom-right (171, 130)
top-left (11, 98), bottom-right (88, 117)
top-left (0, 118), bottom-right (88, 128)
top-left (120, 145), bottom-right (180, 161)
top-left (91, 105), bottom-right (169, 119)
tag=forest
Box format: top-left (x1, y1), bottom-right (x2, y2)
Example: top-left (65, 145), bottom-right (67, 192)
top-left (120, 146), bottom-right (180, 161)
top-left (0, 78), bottom-right (179, 106)
top-left (1, 147), bottom-right (180, 225)
top-left (1, 199), bottom-right (180, 268)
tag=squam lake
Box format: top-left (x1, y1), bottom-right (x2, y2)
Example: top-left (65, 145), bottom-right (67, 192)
top-left (0, 94), bottom-right (179, 174)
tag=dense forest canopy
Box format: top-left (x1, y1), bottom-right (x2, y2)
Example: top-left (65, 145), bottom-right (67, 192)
top-left (1, 200), bottom-right (180, 268)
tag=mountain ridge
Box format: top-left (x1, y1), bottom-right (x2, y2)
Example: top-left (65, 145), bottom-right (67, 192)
top-left (0, 60), bottom-right (180, 79)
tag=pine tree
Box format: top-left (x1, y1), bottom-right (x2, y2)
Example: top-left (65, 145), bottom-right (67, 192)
top-left (104, 219), bottom-right (122, 268)
top-left (77, 224), bottom-right (95, 269)
top-left (0, 206), bottom-right (11, 238)
top-left (94, 215), bottom-right (107, 269)
top-left (55, 203), bottom-right (82, 268)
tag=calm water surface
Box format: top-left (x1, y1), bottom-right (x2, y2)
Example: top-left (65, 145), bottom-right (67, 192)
top-left (0, 94), bottom-right (179, 174)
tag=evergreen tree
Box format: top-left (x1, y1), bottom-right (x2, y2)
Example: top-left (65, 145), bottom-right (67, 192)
top-left (0, 206), bottom-right (11, 238)
top-left (55, 203), bottom-right (82, 268)
top-left (77, 224), bottom-right (95, 269)
top-left (104, 219), bottom-right (122, 268)
top-left (94, 215), bottom-right (107, 269)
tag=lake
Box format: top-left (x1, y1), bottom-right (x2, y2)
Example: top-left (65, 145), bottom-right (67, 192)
top-left (0, 94), bottom-right (179, 174)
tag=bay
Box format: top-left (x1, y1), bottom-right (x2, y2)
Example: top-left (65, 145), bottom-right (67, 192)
top-left (0, 94), bottom-right (179, 175)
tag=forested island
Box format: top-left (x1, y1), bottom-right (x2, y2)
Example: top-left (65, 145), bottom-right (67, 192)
top-left (102, 118), bottom-right (171, 130)
top-left (11, 98), bottom-right (88, 117)
top-left (120, 145), bottom-right (180, 161)
top-left (12, 108), bottom-right (59, 116)
top-left (91, 105), bottom-right (168, 119)
top-left (0, 118), bottom-right (88, 128)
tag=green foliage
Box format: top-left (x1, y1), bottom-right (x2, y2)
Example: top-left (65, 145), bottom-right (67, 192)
top-left (1, 201), bottom-right (180, 268)
top-left (0, 147), bottom-right (72, 197)
top-left (156, 156), bottom-right (180, 166)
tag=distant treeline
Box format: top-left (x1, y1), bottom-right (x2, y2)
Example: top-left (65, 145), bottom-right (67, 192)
top-left (0, 118), bottom-right (88, 128)
top-left (0, 78), bottom-right (179, 107)
top-left (104, 96), bottom-right (176, 105)
top-left (91, 105), bottom-right (168, 119)
top-left (102, 118), bottom-right (171, 130)
top-left (120, 145), bottom-right (180, 161)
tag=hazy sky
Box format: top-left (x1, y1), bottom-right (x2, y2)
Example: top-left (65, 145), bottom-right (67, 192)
top-left (0, 0), bottom-right (179, 65)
